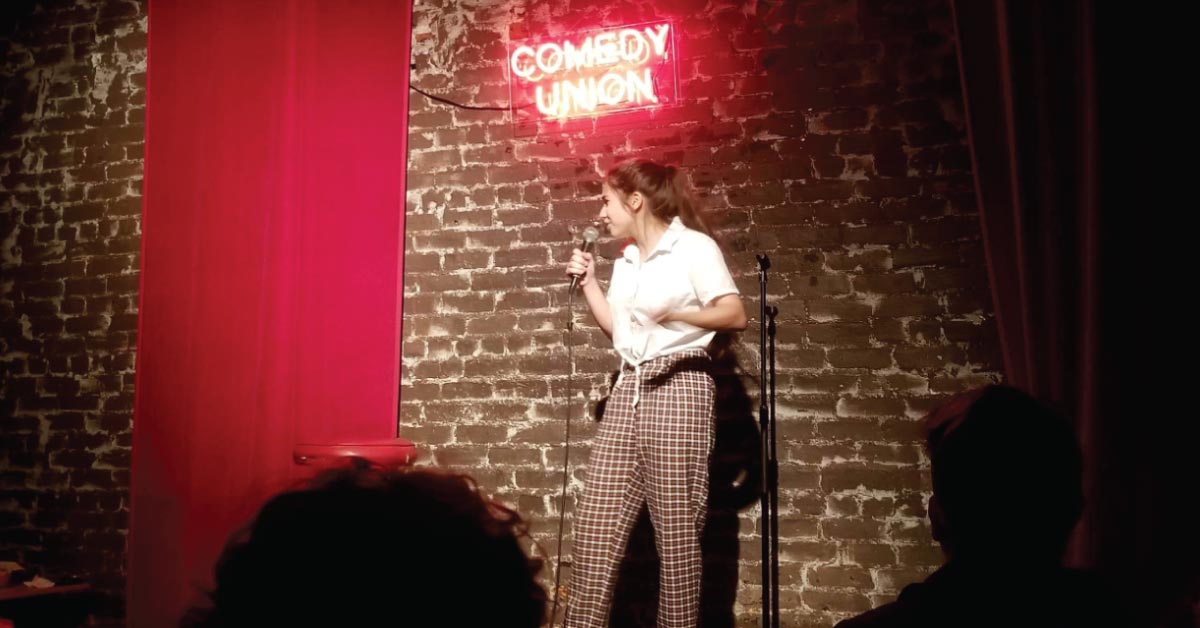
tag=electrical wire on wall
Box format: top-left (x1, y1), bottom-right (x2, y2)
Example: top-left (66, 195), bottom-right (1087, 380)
top-left (409, 84), bottom-right (534, 111)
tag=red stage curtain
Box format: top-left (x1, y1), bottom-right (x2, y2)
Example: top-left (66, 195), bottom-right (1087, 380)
top-left (130, 1), bottom-right (410, 624)
top-left (952, 0), bottom-right (1100, 555)
top-left (953, 3), bottom-right (1198, 625)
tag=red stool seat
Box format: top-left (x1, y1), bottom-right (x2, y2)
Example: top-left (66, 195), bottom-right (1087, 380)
top-left (292, 439), bottom-right (418, 472)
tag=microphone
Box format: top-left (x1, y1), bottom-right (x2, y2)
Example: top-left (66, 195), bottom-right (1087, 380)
top-left (569, 225), bottom-right (601, 292)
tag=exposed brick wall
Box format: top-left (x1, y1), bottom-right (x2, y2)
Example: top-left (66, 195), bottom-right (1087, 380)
top-left (401, 0), bottom-right (1001, 626)
top-left (0, 0), bottom-right (145, 615)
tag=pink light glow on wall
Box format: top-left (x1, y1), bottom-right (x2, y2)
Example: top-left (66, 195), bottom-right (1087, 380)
top-left (508, 21), bottom-right (678, 122)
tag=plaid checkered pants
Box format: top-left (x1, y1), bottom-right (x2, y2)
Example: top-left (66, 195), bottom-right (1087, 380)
top-left (565, 348), bottom-right (715, 628)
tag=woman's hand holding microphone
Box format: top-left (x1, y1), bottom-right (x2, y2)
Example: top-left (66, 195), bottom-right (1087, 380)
top-left (566, 248), bottom-right (596, 288)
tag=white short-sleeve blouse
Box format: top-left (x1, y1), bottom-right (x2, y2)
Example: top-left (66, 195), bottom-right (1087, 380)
top-left (606, 217), bottom-right (739, 366)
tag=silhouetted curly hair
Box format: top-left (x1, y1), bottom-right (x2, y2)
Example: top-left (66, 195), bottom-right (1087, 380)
top-left (180, 467), bottom-right (546, 628)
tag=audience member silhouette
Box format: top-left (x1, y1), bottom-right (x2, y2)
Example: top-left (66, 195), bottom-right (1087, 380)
top-left (836, 385), bottom-right (1128, 628)
top-left (180, 466), bottom-right (546, 628)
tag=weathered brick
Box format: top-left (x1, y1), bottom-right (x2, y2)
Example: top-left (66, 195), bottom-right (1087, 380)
top-left (494, 246), bottom-right (547, 268)
top-left (441, 251), bottom-right (491, 271)
top-left (807, 565), bottom-right (874, 588)
top-left (440, 293), bottom-right (494, 314)
top-left (895, 346), bottom-right (967, 370)
top-left (837, 396), bottom-right (906, 417)
top-left (822, 465), bottom-right (923, 492)
top-left (410, 148), bottom-right (462, 171)
top-left (496, 291), bottom-right (550, 311)
top-left (827, 348), bottom-right (893, 369)
top-left (456, 424), bottom-right (510, 443)
top-left (801, 589), bottom-right (873, 613)
top-left (488, 447), bottom-right (542, 467)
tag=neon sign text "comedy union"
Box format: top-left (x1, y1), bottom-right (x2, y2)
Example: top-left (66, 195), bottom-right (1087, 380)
top-left (508, 22), bottom-right (677, 120)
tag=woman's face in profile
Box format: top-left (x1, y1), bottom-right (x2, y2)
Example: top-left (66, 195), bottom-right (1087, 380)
top-left (599, 183), bottom-right (635, 238)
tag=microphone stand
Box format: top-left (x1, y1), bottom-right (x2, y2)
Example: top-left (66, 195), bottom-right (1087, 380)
top-left (551, 225), bottom-right (598, 626)
top-left (756, 254), bottom-right (780, 628)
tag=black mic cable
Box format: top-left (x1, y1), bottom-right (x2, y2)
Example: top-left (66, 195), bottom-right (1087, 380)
top-left (551, 223), bottom-right (600, 626)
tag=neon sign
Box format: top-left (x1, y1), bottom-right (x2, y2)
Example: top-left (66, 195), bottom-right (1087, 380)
top-left (507, 22), bottom-right (678, 121)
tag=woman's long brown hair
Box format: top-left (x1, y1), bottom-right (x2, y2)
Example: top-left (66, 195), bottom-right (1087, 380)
top-left (605, 158), bottom-right (715, 239)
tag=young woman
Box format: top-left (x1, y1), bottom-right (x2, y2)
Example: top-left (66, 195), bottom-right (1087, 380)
top-left (563, 159), bottom-right (747, 628)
